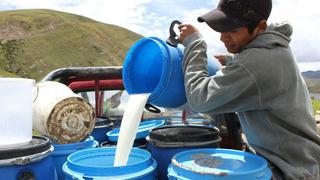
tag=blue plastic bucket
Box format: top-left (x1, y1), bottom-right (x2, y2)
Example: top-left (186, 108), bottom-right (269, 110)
top-left (122, 37), bottom-right (221, 108)
top-left (147, 125), bottom-right (221, 180)
top-left (90, 118), bottom-right (113, 144)
top-left (168, 148), bottom-right (272, 180)
top-left (63, 147), bottom-right (157, 180)
top-left (52, 136), bottom-right (98, 180)
top-left (0, 136), bottom-right (57, 179)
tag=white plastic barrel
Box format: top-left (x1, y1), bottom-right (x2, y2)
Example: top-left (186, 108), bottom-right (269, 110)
top-left (0, 78), bottom-right (35, 146)
top-left (33, 81), bottom-right (95, 144)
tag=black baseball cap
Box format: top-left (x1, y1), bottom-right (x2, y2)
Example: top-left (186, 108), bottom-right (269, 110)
top-left (198, 0), bottom-right (272, 32)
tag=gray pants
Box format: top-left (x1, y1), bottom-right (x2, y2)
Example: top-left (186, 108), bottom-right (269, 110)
top-left (243, 144), bottom-right (285, 179)
top-left (269, 163), bottom-right (285, 180)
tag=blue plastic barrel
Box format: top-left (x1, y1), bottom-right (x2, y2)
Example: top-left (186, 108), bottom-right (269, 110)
top-left (90, 118), bottom-right (113, 144)
top-left (122, 37), bottom-right (221, 108)
top-left (168, 148), bottom-right (272, 180)
top-left (63, 147), bottom-right (157, 180)
top-left (52, 136), bottom-right (98, 180)
top-left (0, 136), bottom-right (57, 179)
top-left (147, 125), bottom-right (221, 180)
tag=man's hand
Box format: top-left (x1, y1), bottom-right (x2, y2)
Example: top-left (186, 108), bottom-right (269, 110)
top-left (177, 24), bottom-right (199, 43)
top-left (214, 55), bottom-right (226, 66)
top-left (214, 54), bottom-right (235, 66)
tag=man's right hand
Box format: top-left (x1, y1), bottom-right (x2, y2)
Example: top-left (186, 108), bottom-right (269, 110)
top-left (177, 24), bottom-right (199, 43)
top-left (214, 55), bottom-right (226, 66)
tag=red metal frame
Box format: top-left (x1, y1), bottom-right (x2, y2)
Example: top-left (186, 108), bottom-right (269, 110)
top-left (67, 79), bottom-right (124, 117)
top-left (68, 79), bottom-right (124, 91)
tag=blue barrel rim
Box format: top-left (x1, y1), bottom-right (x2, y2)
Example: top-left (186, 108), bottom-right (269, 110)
top-left (169, 148), bottom-right (272, 177)
top-left (63, 147), bottom-right (157, 177)
top-left (66, 147), bottom-right (152, 168)
top-left (52, 136), bottom-right (98, 180)
top-left (52, 136), bottom-right (98, 152)
top-left (106, 119), bottom-right (165, 142)
top-left (122, 37), bottom-right (172, 102)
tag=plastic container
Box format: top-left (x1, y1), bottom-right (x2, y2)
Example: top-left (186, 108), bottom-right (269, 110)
top-left (33, 81), bottom-right (96, 144)
top-left (51, 136), bottom-right (98, 180)
top-left (63, 147), bottom-right (157, 180)
top-left (0, 78), bottom-right (35, 145)
top-left (168, 148), bottom-right (272, 180)
top-left (147, 125), bottom-right (221, 180)
top-left (122, 37), bottom-right (221, 108)
top-left (90, 118), bottom-right (113, 144)
top-left (107, 119), bottom-right (165, 142)
top-left (0, 136), bottom-right (57, 179)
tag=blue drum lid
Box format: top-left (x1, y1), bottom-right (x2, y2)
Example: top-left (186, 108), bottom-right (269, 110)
top-left (107, 119), bottom-right (165, 142)
top-left (169, 148), bottom-right (272, 179)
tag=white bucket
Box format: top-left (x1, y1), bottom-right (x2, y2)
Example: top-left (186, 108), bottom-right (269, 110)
top-left (0, 78), bottom-right (35, 146)
top-left (33, 81), bottom-right (95, 144)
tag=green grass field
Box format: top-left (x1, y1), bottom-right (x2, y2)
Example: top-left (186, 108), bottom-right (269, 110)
top-left (312, 98), bottom-right (320, 114)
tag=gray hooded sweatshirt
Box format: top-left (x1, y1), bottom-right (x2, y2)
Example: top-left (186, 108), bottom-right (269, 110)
top-left (181, 22), bottom-right (320, 179)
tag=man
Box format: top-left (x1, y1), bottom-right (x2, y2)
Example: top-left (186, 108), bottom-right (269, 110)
top-left (177, 0), bottom-right (320, 179)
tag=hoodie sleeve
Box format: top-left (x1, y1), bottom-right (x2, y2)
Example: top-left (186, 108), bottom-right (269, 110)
top-left (181, 32), bottom-right (261, 114)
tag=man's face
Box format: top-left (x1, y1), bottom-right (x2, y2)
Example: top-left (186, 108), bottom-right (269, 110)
top-left (219, 27), bottom-right (257, 54)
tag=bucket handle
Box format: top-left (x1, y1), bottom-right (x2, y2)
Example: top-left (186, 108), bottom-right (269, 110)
top-left (32, 84), bottom-right (39, 103)
top-left (145, 104), bottom-right (161, 113)
top-left (166, 20), bottom-right (182, 47)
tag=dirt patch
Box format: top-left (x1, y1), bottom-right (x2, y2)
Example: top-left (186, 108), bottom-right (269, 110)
top-left (0, 21), bottom-right (31, 42)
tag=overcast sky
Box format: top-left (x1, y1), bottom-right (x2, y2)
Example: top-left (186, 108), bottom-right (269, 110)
top-left (0, 0), bottom-right (319, 71)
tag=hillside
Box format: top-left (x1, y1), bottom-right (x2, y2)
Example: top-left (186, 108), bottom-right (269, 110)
top-left (0, 9), bottom-right (143, 81)
top-left (302, 70), bottom-right (320, 94)
top-left (302, 70), bottom-right (320, 79)
top-left (304, 77), bottom-right (320, 94)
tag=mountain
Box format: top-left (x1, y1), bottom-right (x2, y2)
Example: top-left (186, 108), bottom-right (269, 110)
top-left (301, 70), bottom-right (320, 94)
top-left (304, 77), bottom-right (320, 94)
top-left (0, 9), bottom-right (143, 81)
top-left (302, 70), bottom-right (320, 79)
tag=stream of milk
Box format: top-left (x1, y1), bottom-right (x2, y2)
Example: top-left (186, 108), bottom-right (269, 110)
top-left (113, 93), bottom-right (151, 166)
